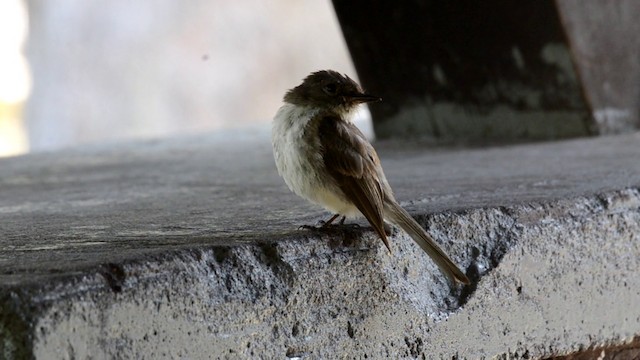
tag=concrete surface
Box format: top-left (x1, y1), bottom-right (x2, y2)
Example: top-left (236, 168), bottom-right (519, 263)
top-left (1, 129), bottom-right (640, 359)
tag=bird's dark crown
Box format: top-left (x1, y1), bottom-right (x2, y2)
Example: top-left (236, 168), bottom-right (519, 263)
top-left (284, 70), bottom-right (380, 110)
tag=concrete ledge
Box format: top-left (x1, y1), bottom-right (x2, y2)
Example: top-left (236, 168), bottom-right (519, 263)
top-left (1, 131), bottom-right (640, 359)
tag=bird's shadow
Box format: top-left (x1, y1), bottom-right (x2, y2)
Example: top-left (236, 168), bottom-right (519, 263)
top-left (299, 221), bottom-right (370, 249)
top-left (299, 218), bottom-right (400, 250)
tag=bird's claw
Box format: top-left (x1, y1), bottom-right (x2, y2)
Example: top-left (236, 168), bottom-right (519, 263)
top-left (298, 224), bottom-right (321, 231)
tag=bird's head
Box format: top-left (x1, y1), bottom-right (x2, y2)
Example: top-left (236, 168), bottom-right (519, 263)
top-left (284, 70), bottom-right (381, 114)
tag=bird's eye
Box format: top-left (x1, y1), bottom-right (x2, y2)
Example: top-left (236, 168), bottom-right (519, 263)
top-left (323, 83), bottom-right (338, 95)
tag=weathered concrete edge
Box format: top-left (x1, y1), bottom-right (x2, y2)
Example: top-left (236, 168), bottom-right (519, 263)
top-left (3, 187), bottom-right (640, 359)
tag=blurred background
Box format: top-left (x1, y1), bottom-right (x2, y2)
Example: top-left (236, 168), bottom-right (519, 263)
top-left (0, 0), bottom-right (366, 157)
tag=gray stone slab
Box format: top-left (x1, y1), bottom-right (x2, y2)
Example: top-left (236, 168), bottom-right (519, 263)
top-left (1, 130), bottom-right (640, 358)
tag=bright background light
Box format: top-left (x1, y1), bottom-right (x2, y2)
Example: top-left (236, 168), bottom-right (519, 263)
top-left (0, 1), bottom-right (370, 158)
top-left (0, 0), bottom-right (30, 157)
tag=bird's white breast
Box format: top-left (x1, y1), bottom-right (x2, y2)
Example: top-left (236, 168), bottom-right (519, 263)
top-left (271, 103), bottom-right (358, 216)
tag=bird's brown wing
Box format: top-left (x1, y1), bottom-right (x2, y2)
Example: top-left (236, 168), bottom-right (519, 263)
top-left (317, 114), bottom-right (390, 250)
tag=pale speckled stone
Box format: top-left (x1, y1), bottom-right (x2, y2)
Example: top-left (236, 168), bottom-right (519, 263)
top-left (1, 130), bottom-right (640, 359)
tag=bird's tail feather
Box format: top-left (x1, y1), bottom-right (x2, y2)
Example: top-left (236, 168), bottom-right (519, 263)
top-left (385, 201), bottom-right (470, 285)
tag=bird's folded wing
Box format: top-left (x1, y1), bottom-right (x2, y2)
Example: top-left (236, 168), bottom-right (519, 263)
top-left (317, 114), bottom-right (390, 249)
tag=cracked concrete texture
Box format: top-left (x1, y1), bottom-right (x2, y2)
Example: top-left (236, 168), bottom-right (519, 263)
top-left (1, 130), bottom-right (640, 359)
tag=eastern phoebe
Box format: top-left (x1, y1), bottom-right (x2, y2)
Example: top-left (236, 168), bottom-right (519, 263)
top-left (272, 70), bottom-right (469, 285)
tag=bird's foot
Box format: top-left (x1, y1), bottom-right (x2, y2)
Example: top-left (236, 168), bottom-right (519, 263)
top-left (299, 221), bottom-right (360, 232)
top-left (299, 216), bottom-right (365, 248)
top-left (298, 224), bottom-right (322, 231)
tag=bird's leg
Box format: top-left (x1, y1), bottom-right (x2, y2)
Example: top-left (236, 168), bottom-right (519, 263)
top-left (300, 214), bottom-right (360, 231)
top-left (327, 215), bottom-right (359, 229)
top-left (300, 214), bottom-right (367, 249)
top-left (299, 213), bottom-right (341, 231)
top-left (321, 214), bottom-right (341, 228)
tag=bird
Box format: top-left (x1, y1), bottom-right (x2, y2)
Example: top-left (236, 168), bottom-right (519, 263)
top-left (271, 70), bottom-right (469, 285)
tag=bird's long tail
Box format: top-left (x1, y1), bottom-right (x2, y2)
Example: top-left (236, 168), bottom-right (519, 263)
top-left (385, 200), bottom-right (470, 285)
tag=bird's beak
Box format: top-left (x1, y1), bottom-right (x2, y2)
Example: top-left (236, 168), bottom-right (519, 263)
top-left (349, 93), bottom-right (382, 103)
